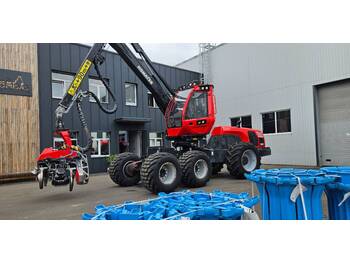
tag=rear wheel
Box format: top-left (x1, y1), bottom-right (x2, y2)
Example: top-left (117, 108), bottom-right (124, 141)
top-left (225, 142), bottom-right (261, 179)
top-left (141, 152), bottom-right (181, 194)
top-left (179, 150), bottom-right (211, 188)
top-left (108, 152), bottom-right (141, 186)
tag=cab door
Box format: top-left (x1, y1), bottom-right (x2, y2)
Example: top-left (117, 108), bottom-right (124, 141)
top-left (182, 85), bottom-right (216, 136)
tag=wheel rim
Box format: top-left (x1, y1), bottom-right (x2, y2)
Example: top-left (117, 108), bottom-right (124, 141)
top-left (194, 159), bottom-right (208, 179)
top-left (159, 162), bottom-right (177, 185)
top-left (123, 161), bottom-right (136, 177)
top-left (241, 149), bottom-right (257, 172)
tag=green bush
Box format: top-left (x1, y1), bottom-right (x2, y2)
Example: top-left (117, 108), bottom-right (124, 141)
top-left (106, 154), bottom-right (117, 164)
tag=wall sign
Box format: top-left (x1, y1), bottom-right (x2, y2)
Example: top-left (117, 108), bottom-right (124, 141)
top-left (0, 68), bottom-right (32, 97)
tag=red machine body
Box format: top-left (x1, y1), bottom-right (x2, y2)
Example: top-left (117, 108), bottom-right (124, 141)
top-left (34, 130), bottom-right (89, 191)
top-left (167, 85), bottom-right (216, 138)
top-left (211, 126), bottom-right (267, 149)
top-left (37, 130), bottom-right (78, 161)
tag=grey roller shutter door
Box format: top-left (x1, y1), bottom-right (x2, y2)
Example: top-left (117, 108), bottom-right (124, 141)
top-left (318, 82), bottom-right (350, 166)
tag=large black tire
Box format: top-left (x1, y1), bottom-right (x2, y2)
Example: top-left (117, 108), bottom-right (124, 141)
top-left (212, 163), bottom-right (224, 175)
top-left (225, 142), bottom-right (261, 179)
top-left (141, 152), bottom-right (182, 194)
top-left (179, 150), bottom-right (211, 188)
top-left (108, 152), bottom-right (141, 186)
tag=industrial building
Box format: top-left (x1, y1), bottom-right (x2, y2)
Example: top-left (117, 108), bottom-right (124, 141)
top-left (178, 44), bottom-right (350, 166)
top-left (0, 43), bottom-right (199, 177)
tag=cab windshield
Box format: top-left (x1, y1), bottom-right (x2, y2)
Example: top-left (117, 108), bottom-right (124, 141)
top-left (167, 91), bottom-right (208, 128)
top-left (185, 91), bottom-right (208, 119)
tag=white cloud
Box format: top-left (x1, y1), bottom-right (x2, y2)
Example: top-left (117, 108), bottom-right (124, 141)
top-left (105, 43), bottom-right (199, 66)
top-left (139, 44), bottom-right (199, 66)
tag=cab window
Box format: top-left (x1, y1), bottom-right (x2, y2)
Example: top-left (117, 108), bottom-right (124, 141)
top-left (185, 92), bottom-right (208, 119)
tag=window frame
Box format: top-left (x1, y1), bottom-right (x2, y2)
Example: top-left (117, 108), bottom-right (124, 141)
top-left (184, 91), bottom-right (209, 120)
top-left (147, 91), bottom-right (158, 108)
top-left (51, 72), bottom-right (74, 99)
top-left (125, 82), bottom-right (137, 106)
top-left (230, 115), bottom-right (252, 128)
top-left (91, 132), bottom-right (111, 158)
top-left (89, 78), bottom-right (109, 104)
top-left (149, 132), bottom-right (163, 147)
top-left (261, 109), bottom-right (292, 135)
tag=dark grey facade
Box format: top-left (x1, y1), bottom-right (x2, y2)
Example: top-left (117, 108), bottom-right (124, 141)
top-left (38, 43), bottom-right (200, 173)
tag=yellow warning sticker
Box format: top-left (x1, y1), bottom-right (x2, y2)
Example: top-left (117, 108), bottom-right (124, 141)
top-left (67, 59), bottom-right (92, 96)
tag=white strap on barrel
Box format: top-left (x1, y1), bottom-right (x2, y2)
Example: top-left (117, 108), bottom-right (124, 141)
top-left (338, 192), bottom-right (350, 207)
top-left (290, 175), bottom-right (308, 220)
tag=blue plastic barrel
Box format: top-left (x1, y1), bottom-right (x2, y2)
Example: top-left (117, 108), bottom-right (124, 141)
top-left (321, 167), bottom-right (350, 220)
top-left (82, 190), bottom-right (259, 220)
top-left (246, 169), bottom-right (336, 220)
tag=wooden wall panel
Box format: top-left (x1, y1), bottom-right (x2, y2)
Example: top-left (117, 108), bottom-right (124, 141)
top-left (0, 44), bottom-right (39, 176)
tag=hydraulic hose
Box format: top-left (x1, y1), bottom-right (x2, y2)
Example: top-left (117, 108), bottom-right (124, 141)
top-left (76, 98), bottom-right (93, 153)
top-left (87, 91), bottom-right (117, 114)
top-left (74, 59), bottom-right (118, 153)
top-left (92, 62), bottom-right (117, 114)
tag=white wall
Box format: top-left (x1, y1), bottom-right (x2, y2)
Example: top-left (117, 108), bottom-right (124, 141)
top-left (178, 44), bottom-right (350, 166)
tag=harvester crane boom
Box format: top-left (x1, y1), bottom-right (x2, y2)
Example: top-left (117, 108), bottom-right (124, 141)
top-left (55, 43), bottom-right (178, 131)
top-left (109, 43), bottom-right (174, 114)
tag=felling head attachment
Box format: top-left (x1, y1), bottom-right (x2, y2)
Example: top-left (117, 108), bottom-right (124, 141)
top-left (33, 44), bottom-right (118, 192)
top-left (33, 129), bottom-right (90, 192)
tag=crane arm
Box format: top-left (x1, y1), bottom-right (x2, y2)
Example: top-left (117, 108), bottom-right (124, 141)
top-left (55, 43), bottom-right (176, 131)
top-left (108, 43), bottom-right (174, 113)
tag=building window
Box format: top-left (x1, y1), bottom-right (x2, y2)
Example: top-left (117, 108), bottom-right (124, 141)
top-left (230, 115), bottom-right (252, 128)
top-left (148, 91), bottom-right (158, 108)
top-left (91, 132), bottom-right (111, 157)
top-left (125, 83), bottom-right (137, 106)
top-left (276, 110), bottom-right (291, 133)
top-left (89, 78), bottom-right (109, 103)
top-left (149, 132), bottom-right (163, 147)
top-left (53, 132), bottom-right (78, 149)
top-left (51, 72), bottom-right (74, 99)
top-left (262, 110), bottom-right (291, 134)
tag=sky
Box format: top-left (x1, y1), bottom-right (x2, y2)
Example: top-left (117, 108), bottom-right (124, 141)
top-left (106, 43), bottom-right (199, 66)
top-left (139, 44), bottom-right (199, 66)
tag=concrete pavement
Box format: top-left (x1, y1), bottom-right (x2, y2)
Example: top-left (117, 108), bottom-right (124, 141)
top-left (0, 166), bottom-right (329, 220)
top-left (0, 172), bottom-right (256, 219)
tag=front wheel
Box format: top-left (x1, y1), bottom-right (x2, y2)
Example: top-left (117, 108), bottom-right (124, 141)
top-left (141, 152), bottom-right (182, 194)
top-left (225, 142), bottom-right (261, 179)
top-left (69, 170), bottom-right (74, 192)
top-left (37, 168), bottom-right (44, 189)
top-left (179, 150), bottom-right (211, 188)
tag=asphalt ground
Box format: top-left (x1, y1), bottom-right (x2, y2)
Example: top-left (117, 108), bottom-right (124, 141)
top-left (0, 167), bottom-right (329, 220)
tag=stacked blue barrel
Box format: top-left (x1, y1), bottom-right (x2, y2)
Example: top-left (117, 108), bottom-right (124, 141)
top-left (245, 168), bottom-right (336, 220)
top-left (82, 190), bottom-right (259, 220)
top-left (321, 167), bottom-right (350, 220)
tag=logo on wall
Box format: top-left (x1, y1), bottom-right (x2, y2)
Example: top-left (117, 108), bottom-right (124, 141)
top-left (0, 68), bottom-right (32, 97)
